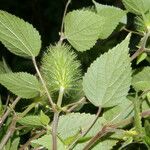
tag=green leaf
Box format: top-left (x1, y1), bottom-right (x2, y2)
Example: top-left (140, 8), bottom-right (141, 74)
top-left (31, 134), bottom-right (66, 150)
top-left (83, 35), bottom-right (131, 107)
top-left (93, 0), bottom-right (126, 39)
top-left (10, 138), bottom-right (20, 150)
top-left (64, 10), bottom-right (104, 51)
top-left (104, 98), bottom-right (133, 122)
top-left (122, 0), bottom-right (150, 15)
top-left (132, 67), bottom-right (150, 91)
top-left (18, 115), bottom-right (43, 127)
top-left (58, 113), bottom-right (96, 140)
top-left (39, 111), bottom-right (50, 126)
top-left (0, 61), bottom-right (6, 74)
top-left (0, 72), bottom-right (41, 98)
top-left (0, 10), bottom-right (41, 57)
top-left (137, 53), bottom-right (147, 64)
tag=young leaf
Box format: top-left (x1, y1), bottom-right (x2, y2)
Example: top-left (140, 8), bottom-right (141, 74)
top-left (58, 113), bottom-right (96, 140)
top-left (39, 110), bottom-right (50, 126)
top-left (83, 35), bottom-right (131, 107)
top-left (41, 44), bottom-right (81, 94)
top-left (132, 67), bottom-right (150, 91)
top-left (0, 10), bottom-right (41, 57)
top-left (93, 0), bottom-right (126, 39)
top-left (122, 0), bottom-right (150, 15)
top-left (18, 115), bottom-right (43, 127)
top-left (64, 10), bottom-right (104, 51)
top-left (0, 72), bottom-right (41, 98)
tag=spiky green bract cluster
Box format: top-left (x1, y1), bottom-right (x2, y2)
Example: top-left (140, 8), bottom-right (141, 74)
top-left (41, 44), bottom-right (81, 94)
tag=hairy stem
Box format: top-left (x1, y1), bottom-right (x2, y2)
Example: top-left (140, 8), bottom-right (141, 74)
top-left (0, 96), bottom-right (21, 129)
top-left (131, 32), bottom-right (150, 61)
top-left (82, 109), bottom-right (150, 150)
top-left (52, 86), bottom-right (64, 150)
top-left (58, 0), bottom-right (71, 44)
top-left (32, 57), bottom-right (56, 111)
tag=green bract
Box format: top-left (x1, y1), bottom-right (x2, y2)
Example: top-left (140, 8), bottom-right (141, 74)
top-left (41, 44), bottom-right (81, 93)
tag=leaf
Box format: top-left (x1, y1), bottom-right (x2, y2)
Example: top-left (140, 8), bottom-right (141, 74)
top-left (64, 10), bottom-right (104, 51)
top-left (103, 98), bottom-right (133, 122)
top-left (0, 72), bottom-right (41, 98)
top-left (58, 113), bottom-right (96, 140)
top-left (132, 67), bottom-right (150, 91)
top-left (10, 138), bottom-right (20, 150)
top-left (0, 10), bottom-right (41, 57)
top-left (0, 61), bottom-right (6, 74)
top-left (18, 115), bottom-right (43, 127)
top-left (31, 134), bottom-right (66, 150)
top-left (137, 53), bottom-right (147, 64)
top-left (93, 0), bottom-right (126, 39)
top-left (39, 111), bottom-right (50, 126)
top-left (122, 0), bottom-right (150, 15)
top-left (83, 35), bottom-right (131, 107)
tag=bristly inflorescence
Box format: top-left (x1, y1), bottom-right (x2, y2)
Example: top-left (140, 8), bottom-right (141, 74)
top-left (41, 44), bottom-right (81, 95)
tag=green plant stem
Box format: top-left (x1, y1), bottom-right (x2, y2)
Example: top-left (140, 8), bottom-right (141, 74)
top-left (82, 109), bottom-right (150, 150)
top-left (65, 97), bottom-right (87, 113)
top-left (32, 57), bottom-right (56, 111)
top-left (58, 0), bottom-right (71, 44)
top-left (68, 107), bottom-right (101, 150)
top-left (0, 96), bottom-right (21, 129)
top-left (19, 103), bottom-right (37, 118)
top-left (52, 86), bottom-right (64, 150)
top-left (131, 32), bottom-right (150, 61)
top-left (133, 98), bottom-right (143, 135)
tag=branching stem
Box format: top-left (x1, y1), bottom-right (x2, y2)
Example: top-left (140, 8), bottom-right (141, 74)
top-left (82, 109), bottom-right (150, 150)
top-left (0, 96), bottom-right (21, 129)
top-left (131, 32), bottom-right (150, 61)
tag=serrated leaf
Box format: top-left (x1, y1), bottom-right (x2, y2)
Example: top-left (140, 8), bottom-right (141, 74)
top-left (39, 111), bottom-right (50, 126)
top-left (83, 35), bottom-right (131, 107)
top-left (31, 134), bottom-right (66, 150)
top-left (0, 10), bottom-right (41, 57)
top-left (122, 0), bottom-right (150, 15)
top-left (0, 72), bottom-right (41, 98)
top-left (58, 113), bottom-right (96, 140)
top-left (93, 0), bottom-right (126, 39)
top-left (132, 67), bottom-right (150, 91)
top-left (104, 98), bottom-right (133, 122)
top-left (64, 10), bottom-right (104, 51)
top-left (18, 115), bottom-right (43, 127)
